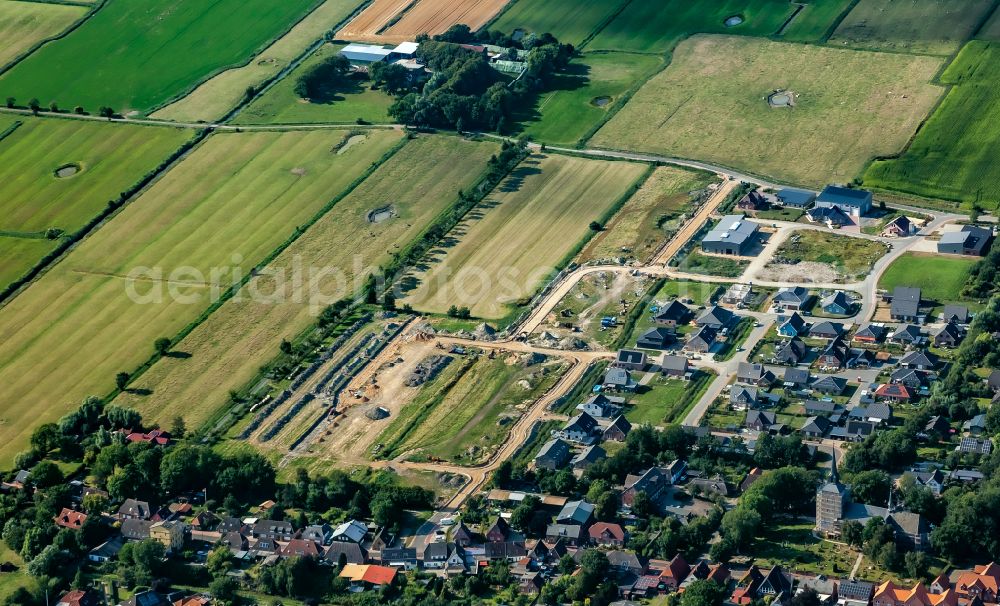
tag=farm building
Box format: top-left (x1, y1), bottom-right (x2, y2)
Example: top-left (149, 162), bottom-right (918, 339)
top-left (701, 215), bottom-right (759, 256)
top-left (340, 44), bottom-right (394, 65)
top-left (814, 185), bottom-right (873, 217)
top-left (776, 188), bottom-right (816, 208)
top-left (937, 225), bottom-right (994, 256)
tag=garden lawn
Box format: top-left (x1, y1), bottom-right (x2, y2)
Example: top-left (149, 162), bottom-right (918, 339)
top-left (234, 44), bottom-right (394, 125)
top-left (0, 117), bottom-right (191, 233)
top-left (489, 0), bottom-right (627, 47)
top-left (0, 544), bottom-right (34, 603)
top-left (878, 252), bottom-right (978, 306)
top-left (588, 0), bottom-right (796, 52)
top-left (376, 352), bottom-right (569, 465)
top-left (117, 135), bottom-right (496, 431)
top-left (593, 35), bottom-right (943, 187)
top-left (0, 0), bottom-right (87, 69)
top-left (626, 371), bottom-right (714, 426)
top-left (0, 236), bottom-right (58, 291)
top-left (579, 165), bottom-right (715, 263)
top-left (517, 52), bottom-right (663, 146)
top-left (865, 41), bottom-right (1000, 208)
top-left (778, 0), bottom-right (854, 43)
top-left (401, 153), bottom-right (648, 319)
top-left (0, 129), bottom-right (400, 466)
top-left (0, 0), bottom-right (322, 114)
top-left (829, 0), bottom-right (993, 56)
top-left (152, 0), bottom-right (364, 122)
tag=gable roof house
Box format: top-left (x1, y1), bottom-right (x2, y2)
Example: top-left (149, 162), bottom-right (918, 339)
top-left (588, 522), bottom-right (627, 547)
top-left (891, 367), bottom-right (928, 389)
top-left (636, 327), bottom-right (675, 350)
top-left (730, 386), bottom-right (759, 411)
top-left (933, 321), bottom-right (963, 348)
top-left (737, 362), bottom-right (776, 387)
top-left (554, 412), bottom-right (600, 444)
top-left (324, 541), bottom-right (368, 566)
top-left (854, 323), bottom-right (888, 344)
top-left (874, 383), bottom-right (913, 403)
top-left (881, 215), bottom-right (913, 237)
top-left (778, 312), bottom-right (807, 337)
top-left (890, 287), bottom-right (923, 323)
top-left (117, 499), bottom-right (151, 521)
top-left (774, 287), bottom-right (813, 311)
top-left (777, 188), bottom-right (816, 208)
top-left (809, 321), bottom-right (844, 340)
top-left (890, 324), bottom-right (926, 347)
top-left (604, 368), bottom-right (639, 392)
top-left (659, 354), bottom-right (689, 378)
top-left (615, 349), bottom-right (648, 371)
top-left (603, 415), bottom-right (632, 442)
top-left (621, 467), bottom-right (673, 508)
top-left (54, 508), bottom-right (87, 530)
top-left (821, 291), bottom-right (852, 315)
top-left (804, 401), bottom-right (845, 417)
top-left (653, 300), bottom-right (691, 327)
top-left (773, 337), bottom-right (808, 366)
top-left (801, 416), bottom-right (832, 438)
top-left (737, 189), bottom-right (769, 211)
top-left (696, 306), bottom-right (735, 330)
top-left (534, 438), bottom-right (572, 471)
top-left (784, 367), bottom-right (811, 388)
top-left (571, 445), bottom-right (606, 470)
top-left (746, 410), bottom-right (777, 432)
top-left (818, 337), bottom-right (850, 370)
top-left (942, 304), bottom-right (970, 324)
top-left (937, 225), bottom-right (994, 256)
top-left (808, 204), bottom-right (854, 228)
top-left (685, 326), bottom-right (718, 353)
top-left (900, 350), bottom-right (940, 371)
top-left (812, 375), bottom-right (847, 395)
top-left (577, 393), bottom-right (625, 418)
top-left (331, 520), bottom-right (366, 544)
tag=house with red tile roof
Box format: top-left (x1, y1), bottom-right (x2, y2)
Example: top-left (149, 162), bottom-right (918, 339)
top-left (339, 564), bottom-right (397, 590)
top-left (873, 582), bottom-right (958, 606)
top-left (588, 522), bottom-right (626, 546)
top-left (56, 590), bottom-right (98, 606)
top-left (659, 554), bottom-right (691, 591)
top-left (953, 562), bottom-right (1000, 603)
top-left (54, 508), bottom-right (87, 530)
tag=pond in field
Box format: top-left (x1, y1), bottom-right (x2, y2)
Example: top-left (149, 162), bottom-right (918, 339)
top-left (591, 96), bottom-right (611, 107)
top-left (724, 14), bottom-right (744, 27)
top-left (54, 163), bottom-right (81, 178)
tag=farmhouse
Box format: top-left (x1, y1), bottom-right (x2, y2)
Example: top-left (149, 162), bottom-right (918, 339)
top-left (937, 225), bottom-right (994, 256)
top-left (701, 215), bottom-right (760, 256)
top-left (776, 188), bottom-right (816, 208)
top-left (814, 185), bottom-right (873, 218)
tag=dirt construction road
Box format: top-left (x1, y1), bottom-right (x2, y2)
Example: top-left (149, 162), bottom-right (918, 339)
top-left (651, 178), bottom-right (737, 266)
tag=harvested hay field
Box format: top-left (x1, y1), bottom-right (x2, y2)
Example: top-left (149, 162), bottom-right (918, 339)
top-left (374, 350), bottom-right (570, 465)
top-left (335, 0), bottom-right (413, 42)
top-left (578, 166), bottom-right (715, 264)
top-left (0, 0), bottom-right (87, 68)
top-left (338, 0), bottom-right (509, 43)
top-left (865, 41), bottom-right (1000, 207)
top-left (153, 0), bottom-right (363, 122)
top-left (0, 129), bottom-right (399, 466)
top-left (593, 35), bottom-right (943, 187)
top-left (401, 153), bottom-right (648, 319)
top-left (0, 0), bottom-right (321, 113)
top-left (0, 118), bottom-right (191, 233)
top-left (828, 0), bottom-right (993, 56)
top-left (118, 135), bottom-right (498, 431)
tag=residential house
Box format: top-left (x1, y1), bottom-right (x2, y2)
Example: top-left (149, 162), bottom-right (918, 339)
top-left (872, 581), bottom-right (956, 606)
top-left (814, 185), bottom-right (873, 217)
top-left (282, 539), bottom-right (321, 559)
top-left (778, 312), bottom-right (807, 338)
top-left (689, 477), bottom-right (728, 497)
top-left (746, 410), bottom-right (777, 432)
top-left (952, 562), bottom-right (1000, 603)
top-left (906, 468), bottom-right (946, 496)
top-left (829, 420), bottom-right (875, 441)
top-left (809, 321), bottom-right (844, 340)
top-left (125, 429), bottom-right (171, 446)
top-left (56, 591), bottom-right (99, 606)
top-left (121, 519), bottom-right (153, 541)
top-left (660, 354), bottom-right (689, 378)
top-left (325, 542), bottom-right (367, 566)
top-left (933, 322), bottom-right (963, 348)
top-left (88, 536), bottom-right (125, 563)
top-left (821, 291), bottom-right (852, 315)
top-left (636, 327), bottom-right (674, 350)
top-left (615, 349), bottom-right (647, 371)
top-left (603, 416), bottom-right (632, 442)
top-left (654, 300), bottom-right (691, 328)
top-left (774, 287), bottom-right (812, 311)
top-left (604, 368), bottom-right (639, 392)
top-left (854, 324), bottom-right (887, 344)
top-left (606, 550), bottom-right (647, 577)
top-left (696, 306), bottom-right (735, 330)
top-left (117, 499), bottom-right (151, 521)
top-left (730, 386), bottom-right (759, 410)
top-left (808, 205), bottom-right (853, 227)
top-left (890, 324), bottom-right (925, 347)
top-left (963, 414), bottom-right (988, 436)
top-left (484, 541), bottom-right (527, 561)
top-left (254, 519), bottom-right (295, 542)
top-left (812, 375), bottom-right (847, 395)
top-left (850, 403), bottom-right (893, 424)
top-left (923, 416), bottom-right (951, 440)
top-left (804, 401), bottom-right (845, 417)
top-left (937, 225), bottom-right (994, 256)
top-left (486, 517), bottom-right (510, 543)
top-left (818, 337), bottom-right (850, 370)
top-left (737, 190), bottom-right (769, 211)
top-left (702, 215), bottom-right (760, 256)
top-left (658, 554), bottom-right (691, 591)
top-left (874, 383), bottom-right (912, 403)
top-left (737, 362), bottom-right (776, 387)
top-left (557, 500), bottom-right (594, 527)
top-left (54, 508), bottom-right (87, 530)
top-left (774, 338), bottom-right (807, 365)
top-left (571, 445), bottom-right (606, 471)
top-left (723, 283), bottom-right (754, 306)
top-left (554, 412), bottom-right (599, 443)
top-left (900, 350), bottom-right (940, 371)
top-left (881, 215), bottom-right (913, 237)
top-left (300, 524), bottom-right (333, 546)
top-left (578, 393), bottom-right (624, 418)
top-left (777, 188), bottom-right (816, 208)
top-left (588, 523), bottom-right (626, 547)
top-left (784, 367), bottom-right (811, 388)
top-left (149, 520), bottom-right (185, 553)
top-left (801, 416), bottom-right (832, 438)
top-left (339, 564), bottom-right (397, 591)
top-left (685, 326), bottom-right (718, 353)
top-left (622, 467), bottom-right (672, 508)
top-left (740, 468), bottom-right (763, 493)
top-left (891, 367), bottom-right (928, 389)
top-left (942, 305), bottom-right (970, 324)
top-left (534, 439), bottom-right (572, 471)
top-left (890, 287), bottom-right (923, 323)
top-left (958, 437), bottom-right (993, 455)
top-left (379, 547), bottom-right (417, 570)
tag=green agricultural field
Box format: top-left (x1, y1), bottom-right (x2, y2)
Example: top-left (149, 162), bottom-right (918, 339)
top-left (489, 0), bottom-right (627, 47)
top-left (0, 0), bottom-right (322, 114)
top-left (0, 236), bottom-right (57, 292)
top-left (770, 231), bottom-right (889, 281)
top-left (979, 5), bottom-right (1000, 40)
top-left (593, 35), bottom-right (943, 187)
top-left (119, 135), bottom-right (497, 430)
top-left (0, 117), bottom-right (190, 233)
top-left (0, 0), bottom-right (88, 69)
top-left (588, 0), bottom-right (797, 52)
top-left (153, 0), bottom-right (363, 122)
top-left (234, 44), bottom-right (394, 125)
top-left (0, 129), bottom-right (401, 466)
top-left (516, 52), bottom-right (663, 146)
top-left (376, 351), bottom-right (569, 465)
top-left (401, 153), bottom-right (648, 319)
top-left (865, 41), bottom-right (1000, 207)
top-left (829, 0), bottom-right (993, 55)
top-left (579, 165), bottom-right (715, 263)
top-left (778, 0), bottom-right (854, 42)
top-left (878, 252), bottom-right (979, 306)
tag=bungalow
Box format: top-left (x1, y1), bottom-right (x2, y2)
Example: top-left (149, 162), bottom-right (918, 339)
top-left (784, 367), bottom-right (811, 388)
top-left (615, 349), bottom-right (647, 371)
top-left (900, 350), bottom-right (940, 371)
top-left (776, 188), bottom-right (816, 208)
top-left (963, 414), bottom-right (987, 436)
top-left (809, 321), bottom-right (844, 340)
top-left (577, 393), bottom-right (624, 418)
top-left (807, 205), bottom-right (853, 228)
top-left (685, 326), bottom-right (718, 353)
top-left (604, 368), bottom-right (639, 392)
top-left (821, 291), bottom-right (852, 315)
top-left (803, 401), bottom-right (845, 417)
top-left (774, 287), bottom-right (812, 311)
top-left (800, 416), bottom-right (832, 438)
top-left (850, 402), bottom-right (893, 423)
top-left (654, 300), bottom-right (691, 327)
top-left (777, 312), bottom-right (807, 338)
top-left (829, 420), bottom-right (875, 442)
top-left (636, 327), bottom-right (674, 350)
top-left (933, 322), bottom-right (963, 348)
top-left (890, 324), bottom-right (925, 347)
top-left (696, 306), bottom-right (735, 330)
top-left (737, 362), bottom-right (776, 387)
top-left (941, 305), bottom-right (970, 324)
top-left (534, 439), bottom-right (572, 471)
top-left (339, 564), bottom-right (397, 591)
top-left (812, 375), bottom-right (847, 395)
top-left (881, 215), bottom-right (913, 238)
top-left (588, 522), bottom-right (626, 547)
top-left (554, 412), bottom-right (600, 443)
top-left (603, 415), bottom-right (632, 442)
top-left (660, 354), bottom-right (689, 378)
top-left (746, 410), bottom-right (777, 432)
top-left (774, 338), bottom-right (807, 366)
top-left (890, 287), bottom-right (922, 323)
top-left (88, 536), bottom-right (125, 563)
top-left (891, 367), bottom-right (927, 389)
top-left (854, 324), bottom-right (887, 344)
top-left (571, 445), bottom-right (606, 471)
top-left (874, 383), bottom-right (913, 403)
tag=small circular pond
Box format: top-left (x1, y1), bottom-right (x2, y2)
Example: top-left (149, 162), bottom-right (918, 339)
top-left (54, 163), bottom-right (81, 178)
top-left (724, 14), bottom-right (744, 27)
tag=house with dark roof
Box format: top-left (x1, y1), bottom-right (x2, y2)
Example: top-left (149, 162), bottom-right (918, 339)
top-left (603, 415), bottom-right (632, 442)
top-left (777, 312), bottom-right (807, 337)
top-left (554, 412), bottom-right (600, 443)
top-left (937, 225), bottom-right (994, 256)
top-left (854, 323), bottom-right (887, 344)
top-left (809, 321), bottom-right (844, 340)
top-left (881, 215), bottom-right (913, 237)
top-left (891, 367), bottom-right (927, 389)
top-left (685, 326), bottom-right (718, 353)
top-left (818, 337), bottom-right (850, 370)
top-left (117, 499), bottom-right (151, 521)
top-left (746, 410), bottom-right (777, 432)
top-left (622, 467), bottom-right (675, 508)
top-left (900, 350), bottom-right (940, 370)
top-left (821, 291), bottom-right (852, 315)
top-left (659, 354), bottom-right (689, 378)
top-left (737, 362), bottom-right (776, 387)
top-left (890, 287), bottom-right (923, 323)
top-left (737, 189), bottom-right (769, 211)
top-left (654, 300), bottom-right (691, 327)
top-left (933, 322), bottom-right (963, 348)
top-left (804, 401), bottom-right (845, 417)
top-left (325, 541), bottom-right (367, 565)
top-left (942, 305), bottom-right (970, 324)
top-left (636, 327), bottom-right (674, 350)
top-left (812, 375), bottom-right (847, 395)
top-left (534, 439), bottom-right (571, 471)
top-left (774, 287), bottom-right (812, 311)
top-left (773, 338), bottom-right (808, 366)
top-left (730, 386), bottom-right (758, 410)
top-left (615, 349), bottom-right (647, 371)
top-left (571, 445), bottom-right (606, 470)
top-left (808, 205), bottom-right (854, 227)
top-left (923, 416), bottom-right (951, 440)
top-left (963, 414), bottom-right (988, 436)
top-left (696, 306), bottom-right (735, 330)
top-left (990, 370), bottom-right (1000, 392)
top-left (850, 402), bottom-right (893, 423)
top-left (702, 215), bottom-right (760, 256)
top-left (783, 367), bottom-right (811, 388)
top-left (777, 188), bottom-right (816, 208)
top-left (577, 393), bottom-right (624, 418)
top-left (800, 416), bottom-right (832, 438)
top-left (829, 420), bottom-right (875, 442)
top-left (815, 185), bottom-right (873, 217)
top-left (890, 324), bottom-right (925, 347)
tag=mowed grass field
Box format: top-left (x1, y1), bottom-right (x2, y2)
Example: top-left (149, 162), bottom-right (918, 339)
top-left (118, 135), bottom-right (498, 430)
top-left (490, 0), bottom-right (627, 47)
top-left (0, 236), bottom-right (57, 291)
top-left (234, 44), bottom-right (394, 125)
top-left (579, 166), bottom-right (715, 263)
top-left (0, 0), bottom-right (322, 114)
top-left (152, 0), bottom-right (364, 122)
top-left (588, 0), bottom-right (798, 52)
top-left (865, 41), bottom-right (1000, 206)
top-left (828, 0), bottom-right (993, 55)
top-left (402, 153), bottom-right (648, 319)
top-left (376, 352), bottom-right (568, 465)
top-left (778, 0), bottom-right (855, 42)
top-left (0, 117), bottom-right (190, 233)
top-left (0, 0), bottom-right (88, 68)
top-left (593, 35), bottom-right (943, 187)
top-left (878, 252), bottom-right (978, 305)
top-left (0, 129), bottom-right (397, 466)
top-left (517, 52), bottom-right (662, 146)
